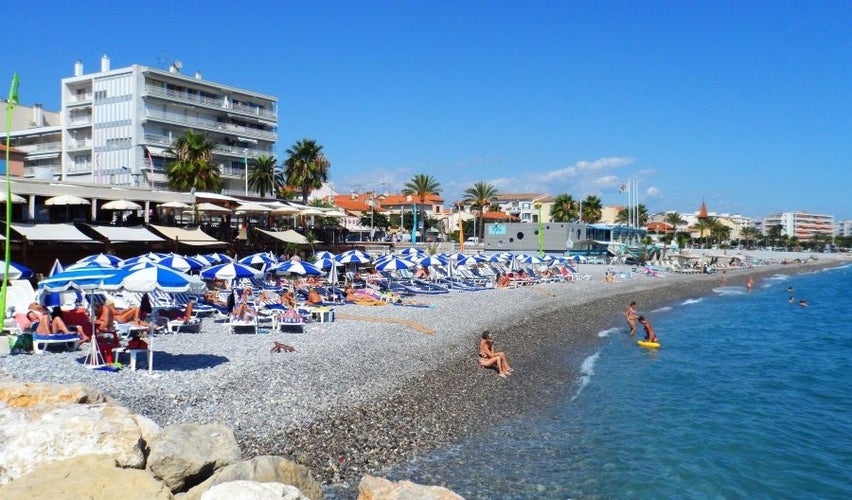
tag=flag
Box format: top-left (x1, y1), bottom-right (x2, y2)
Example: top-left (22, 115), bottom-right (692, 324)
top-left (618, 182), bottom-right (628, 194)
top-left (6, 73), bottom-right (19, 108)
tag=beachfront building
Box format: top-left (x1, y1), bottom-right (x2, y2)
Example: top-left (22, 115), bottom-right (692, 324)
top-left (0, 103), bottom-right (63, 178)
top-left (491, 193), bottom-right (553, 224)
top-left (837, 220), bottom-right (852, 237)
top-left (4, 55), bottom-right (278, 196)
top-left (762, 211), bottom-right (835, 242)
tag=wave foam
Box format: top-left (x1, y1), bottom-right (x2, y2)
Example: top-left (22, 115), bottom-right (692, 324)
top-left (572, 352), bottom-right (600, 401)
top-left (598, 327), bottom-right (620, 338)
top-left (713, 286), bottom-right (747, 295)
top-left (651, 306), bottom-right (673, 313)
top-left (681, 298), bottom-right (703, 305)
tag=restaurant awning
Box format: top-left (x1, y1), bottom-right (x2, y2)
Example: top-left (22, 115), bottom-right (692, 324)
top-left (148, 224), bottom-right (227, 247)
top-left (255, 228), bottom-right (312, 244)
top-left (85, 225), bottom-right (166, 243)
top-left (11, 223), bottom-right (95, 242)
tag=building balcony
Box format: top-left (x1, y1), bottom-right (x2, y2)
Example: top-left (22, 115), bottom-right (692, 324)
top-left (66, 139), bottom-right (93, 150)
top-left (213, 144), bottom-right (272, 159)
top-left (15, 142), bottom-right (62, 154)
top-left (23, 165), bottom-right (61, 177)
top-left (144, 110), bottom-right (277, 142)
top-left (66, 94), bottom-right (93, 107)
top-left (66, 117), bottom-right (92, 128)
top-left (143, 84), bottom-right (277, 121)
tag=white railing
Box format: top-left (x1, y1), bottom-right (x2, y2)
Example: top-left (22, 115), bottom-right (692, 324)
top-left (145, 110), bottom-right (276, 141)
top-left (67, 162), bottom-right (93, 173)
top-left (67, 139), bottom-right (92, 149)
top-left (213, 144), bottom-right (271, 158)
top-left (144, 85), bottom-right (277, 120)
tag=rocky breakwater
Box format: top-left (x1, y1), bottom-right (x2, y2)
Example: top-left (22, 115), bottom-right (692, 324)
top-left (0, 379), bottom-right (461, 499)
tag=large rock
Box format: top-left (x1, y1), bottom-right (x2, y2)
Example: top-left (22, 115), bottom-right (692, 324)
top-left (185, 455), bottom-right (324, 500)
top-left (0, 382), bottom-right (149, 485)
top-left (0, 380), bottom-right (108, 406)
top-left (0, 454), bottom-right (173, 499)
top-left (201, 480), bottom-right (308, 499)
top-left (358, 475), bottom-right (464, 500)
top-left (147, 423), bottom-right (242, 493)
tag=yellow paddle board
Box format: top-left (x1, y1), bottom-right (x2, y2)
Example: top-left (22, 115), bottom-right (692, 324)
top-left (637, 340), bottom-right (661, 348)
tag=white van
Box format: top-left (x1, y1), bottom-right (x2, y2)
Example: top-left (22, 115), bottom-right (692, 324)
top-left (465, 237), bottom-right (481, 244)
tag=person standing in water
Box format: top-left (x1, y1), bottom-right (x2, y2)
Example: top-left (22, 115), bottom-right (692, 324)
top-left (637, 316), bottom-right (658, 343)
top-left (747, 276), bottom-right (754, 293)
top-left (626, 301), bottom-right (638, 335)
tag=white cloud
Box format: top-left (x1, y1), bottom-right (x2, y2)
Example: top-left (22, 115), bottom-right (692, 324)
top-left (594, 175), bottom-right (620, 186)
top-left (645, 186), bottom-right (661, 198)
top-left (576, 157), bottom-right (634, 171)
top-left (535, 166), bottom-right (577, 182)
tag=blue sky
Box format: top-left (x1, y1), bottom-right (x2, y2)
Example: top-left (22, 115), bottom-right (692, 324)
top-left (3, 1), bottom-right (850, 220)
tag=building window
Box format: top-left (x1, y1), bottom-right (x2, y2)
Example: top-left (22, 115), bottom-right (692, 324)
top-left (94, 90), bottom-right (107, 100)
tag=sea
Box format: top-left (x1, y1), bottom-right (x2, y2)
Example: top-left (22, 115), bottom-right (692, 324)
top-left (381, 264), bottom-right (852, 499)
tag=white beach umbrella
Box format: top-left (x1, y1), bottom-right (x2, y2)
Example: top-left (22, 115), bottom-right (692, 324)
top-left (374, 256), bottom-right (416, 271)
top-left (102, 199), bottom-right (142, 211)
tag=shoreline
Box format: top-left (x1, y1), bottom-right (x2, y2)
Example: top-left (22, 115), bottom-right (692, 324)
top-left (1, 256), bottom-right (846, 493)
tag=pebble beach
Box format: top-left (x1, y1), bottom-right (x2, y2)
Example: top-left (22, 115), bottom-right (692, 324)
top-left (1, 251), bottom-right (844, 494)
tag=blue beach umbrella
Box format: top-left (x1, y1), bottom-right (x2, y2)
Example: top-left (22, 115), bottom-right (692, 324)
top-left (239, 252), bottom-right (277, 267)
top-left (397, 247), bottom-right (424, 258)
top-left (374, 255), bottom-right (416, 271)
top-left (158, 253), bottom-right (205, 273)
top-left (0, 260), bottom-right (34, 280)
top-left (76, 253), bottom-right (123, 268)
top-left (48, 258), bottom-right (64, 277)
top-left (103, 264), bottom-right (193, 293)
top-left (336, 251), bottom-right (371, 265)
top-left (417, 254), bottom-right (448, 267)
top-left (204, 252), bottom-right (234, 264)
top-left (312, 257), bottom-right (337, 270)
top-left (201, 262), bottom-right (263, 281)
top-left (271, 260), bottom-right (323, 277)
top-left (515, 254), bottom-right (543, 265)
top-left (313, 251), bottom-right (336, 261)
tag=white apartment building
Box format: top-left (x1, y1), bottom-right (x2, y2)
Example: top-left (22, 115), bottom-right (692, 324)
top-left (18, 55), bottom-right (277, 195)
top-left (835, 220), bottom-right (851, 237)
top-left (762, 212), bottom-right (835, 241)
top-left (492, 193), bottom-right (553, 223)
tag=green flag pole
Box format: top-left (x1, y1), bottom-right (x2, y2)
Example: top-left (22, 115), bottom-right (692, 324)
top-left (1, 73), bottom-right (21, 327)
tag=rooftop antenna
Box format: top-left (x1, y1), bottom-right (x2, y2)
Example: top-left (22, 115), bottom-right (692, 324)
top-left (173, 60), bottom-right (183, 72)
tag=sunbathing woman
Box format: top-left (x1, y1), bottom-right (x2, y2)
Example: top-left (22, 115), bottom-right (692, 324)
top-left (42, 306), bottom-right (89, 342)
top-left (478, 331), bottom-right (512, 377)
top-left (344, 284), bottom-right (387, 306)
top-left (280, 289), bottom-right (296, 308)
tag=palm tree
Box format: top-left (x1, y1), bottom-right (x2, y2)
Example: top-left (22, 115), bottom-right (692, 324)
top-left (247, 155), bottom-right (283, 198)
top-left (740, 226), bottom-right (760, 249)
top-left (402, 174), bottom-right (442, 239)
top-left (692, 218), bottom-right (713, 248)
top-left (550, 193), bottom-right (578, 222)
top-left (664, 212), bottom-right (686, 231)
top-left (165, 130), bottom-right (222, 192)
top-left (615, 204), bottom-right (649, 226)
top-left (580, 195), bottom-right (603, 223)
top-left (283, 139), bottom-right (330, 204)
top-left (462, 181), bottom-right (498, 239)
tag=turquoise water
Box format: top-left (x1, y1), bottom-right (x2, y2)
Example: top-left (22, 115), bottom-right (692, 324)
top-left (385, 265), bottom-right (852, 498)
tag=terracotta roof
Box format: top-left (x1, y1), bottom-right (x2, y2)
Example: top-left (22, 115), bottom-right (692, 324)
top-left (492, 193), bottom-right (552, 202)
top-left (380, 193), bottom-right (444, 205)
top-left (647, 221), bottom-right (674, 232)
top-left (481, 211), bottom-right (519, 221)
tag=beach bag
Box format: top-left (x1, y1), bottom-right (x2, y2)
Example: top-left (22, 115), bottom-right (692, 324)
top-left (12, 333), bottom-right (33, 352)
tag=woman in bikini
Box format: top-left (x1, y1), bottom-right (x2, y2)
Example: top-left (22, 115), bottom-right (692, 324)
top-left (478, 330), bottom-right (512, 377)
top-left (626, 301), bottom-right (638, 335)
top-left (48, 306), bottom-right (88, 341)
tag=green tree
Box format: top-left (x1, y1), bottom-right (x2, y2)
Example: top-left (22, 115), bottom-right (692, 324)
top-left (615, 204), bottom-right (649, 226)
top-left (402, 174), bottom-right (442, 238)
top-left (247, 155), bottom-right (283, 198)
top-left (766, 224), bottom-right (783, 248)
top-left (550, 193), bottom-right (578, 222)
top-left (283, 139), bottom-right (330, 204)
top-left (664, 212), bottom-right (686, 230)
top-left (462, 181), bottom-right (498, 239)
top-left (580, 195), bottom-right (603, 223)
top-left (165, 130), bottom-right (222, 192)
top-left (740, 226), bottom-right (761, 249)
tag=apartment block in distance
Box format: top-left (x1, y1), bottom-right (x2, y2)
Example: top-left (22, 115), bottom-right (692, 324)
top-left (762, 211), bottom-right (835, 242)
top-left (59, 55), bottom-right (278, 194)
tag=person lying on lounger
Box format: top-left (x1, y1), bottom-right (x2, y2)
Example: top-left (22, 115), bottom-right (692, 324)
top-left (35, 306), bottom-right (89, 342)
